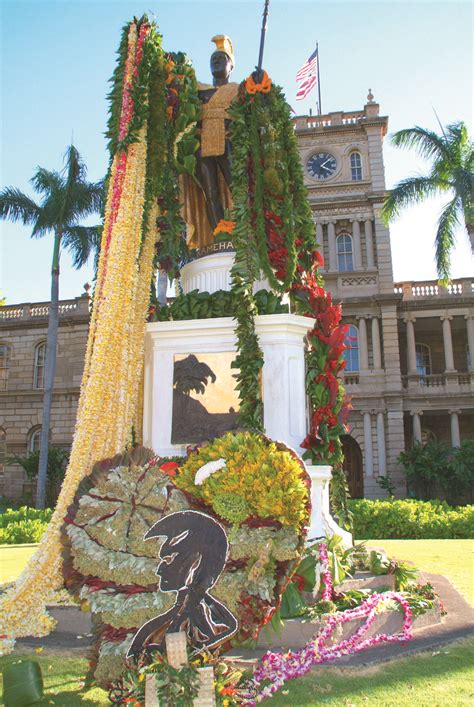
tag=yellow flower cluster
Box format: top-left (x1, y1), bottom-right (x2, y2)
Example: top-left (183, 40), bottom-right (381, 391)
top-left (175, 432), bottom-right (310, 530)
top-left (0, 23), bottom-right (158, 650)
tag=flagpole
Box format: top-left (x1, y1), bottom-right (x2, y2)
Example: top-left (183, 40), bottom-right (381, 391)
top-left (316, 42), bottom-right (322, 115)
top-left (257, 0), bottom-right (270, 74)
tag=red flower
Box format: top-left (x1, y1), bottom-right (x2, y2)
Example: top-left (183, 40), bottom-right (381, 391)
top-left (220, 686), bottom-right (236, 696)
top-left (292, 573), bottom-right (305, 591)
top-left (159, 461), bottom-right (179, 477)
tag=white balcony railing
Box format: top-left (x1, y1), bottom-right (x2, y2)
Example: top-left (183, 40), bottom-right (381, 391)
top-left (394, 278), bottom-right (473, 300)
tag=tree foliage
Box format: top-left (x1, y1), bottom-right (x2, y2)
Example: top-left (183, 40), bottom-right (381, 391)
top-left (382, 121), bottom-right (473, 283)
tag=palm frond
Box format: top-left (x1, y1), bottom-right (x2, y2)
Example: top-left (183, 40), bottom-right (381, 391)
top-left (390, 126), bottom-right (451, 162)
top-left (63, 145), bottom-right (86, 185)
top-left (64, 181), bottom-right (105, 222)
top-left (30, 168), bottom-right (64, 196)
top-left (61, 225), bottom-right (102, 269)
top-left (0, 187), bottom-right (41, 225)
top-left (435, 196), bottom-right (461, 284)
top-left (381, 176), bottom-right (440, 224)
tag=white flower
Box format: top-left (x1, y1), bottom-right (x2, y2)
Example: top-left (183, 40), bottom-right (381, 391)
top-left (194, 458), bottom-right (226, 485)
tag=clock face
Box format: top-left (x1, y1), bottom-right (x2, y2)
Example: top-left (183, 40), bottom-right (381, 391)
top-left (306, 152), bottom-right (337, 180)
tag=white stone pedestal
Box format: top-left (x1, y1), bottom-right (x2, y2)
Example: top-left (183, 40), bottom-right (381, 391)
top-left (143, 314), bottom-right (311, 457)
top-left (180, 252), bottom-right (269, 294)
top-left (306, 465), bottom-right (353, 547)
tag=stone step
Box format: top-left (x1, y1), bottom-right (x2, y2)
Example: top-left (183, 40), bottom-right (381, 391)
top-left (257, 601), bottom-right (442, 651)
top-left (339, 571), bottom-right (396, 592)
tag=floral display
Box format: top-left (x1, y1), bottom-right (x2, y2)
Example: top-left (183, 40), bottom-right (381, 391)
top-left (60, 433), bottom-right (311, 687)
top-left (0, 12), bottom-right (351, 658)
top-left (244, 542), bottom-right (414, 703)
top-left (174, 432), bottom-right (310, 531)
top-left (0, 18), bottom-right (158, 651)
top-left (227, 75), bottom-right (351, 524)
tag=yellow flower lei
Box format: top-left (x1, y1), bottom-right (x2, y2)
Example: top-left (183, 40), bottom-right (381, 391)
top-left (0, 23), bottom-right (158, 650)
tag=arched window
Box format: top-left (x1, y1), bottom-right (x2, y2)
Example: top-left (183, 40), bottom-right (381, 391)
top-left (0, 428), bottom-right (6, 475)
top-left (28, 426), bottom-right (42, 453)
top-left (337, 234), bottom-right (354, 271)
top-left (0, 344), bottom-right (10, 390)
top-left (415, 343), bottom-right (431, 378)
top-left (344, 324), bottom-right (359, 372)
top-left (350, 152), bottom-right (363, 181)
top-left (34, 342), bottom-right (46, 389)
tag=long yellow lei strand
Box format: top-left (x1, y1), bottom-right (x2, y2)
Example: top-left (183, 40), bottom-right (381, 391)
top-left (0, 23), bottom-right (157, 649)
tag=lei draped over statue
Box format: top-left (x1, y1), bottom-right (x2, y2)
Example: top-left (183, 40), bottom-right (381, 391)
top-left (0, 16), bottom-right (350, 651)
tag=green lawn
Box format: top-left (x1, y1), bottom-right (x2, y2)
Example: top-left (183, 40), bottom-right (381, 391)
top-left (0, 544), bottom-right (37, 585)
top-left (266, 637), bottom-right (474, 705)
top-left (1, 540), bottom-right (473, 705)
top-left (367, 539), bottom-right (474, 606)
top-left (1, 639), bottom-right (473, 706)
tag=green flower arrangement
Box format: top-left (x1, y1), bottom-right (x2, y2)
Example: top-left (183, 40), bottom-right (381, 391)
top-left (174, 432), bottom-right (310, 530)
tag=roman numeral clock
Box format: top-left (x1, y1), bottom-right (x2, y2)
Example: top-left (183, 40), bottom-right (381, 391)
top-left (306, 152), bottom-right (337, 180)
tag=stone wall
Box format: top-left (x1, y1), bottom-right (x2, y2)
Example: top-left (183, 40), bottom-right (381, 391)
top-left (0, 296), bottom-right (89, 500)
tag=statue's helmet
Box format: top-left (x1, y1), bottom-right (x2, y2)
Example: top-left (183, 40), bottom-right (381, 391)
top-left (211, 34), bottom-right (235, 69)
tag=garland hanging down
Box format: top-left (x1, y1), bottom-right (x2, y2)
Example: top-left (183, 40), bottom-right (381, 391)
top-left (0, 17), bottom-right (196, 652)
top-left (1, 15), bottom-right (351, 651)
top-left (227, 76), bottom-right (351, 525)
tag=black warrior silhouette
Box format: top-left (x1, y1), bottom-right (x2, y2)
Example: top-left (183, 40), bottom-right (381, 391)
top-left (127, 510), bottom-right (238, 657)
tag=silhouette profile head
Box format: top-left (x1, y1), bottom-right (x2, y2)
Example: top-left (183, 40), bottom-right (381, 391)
top-left (145, 510), bottom-right (229, 594)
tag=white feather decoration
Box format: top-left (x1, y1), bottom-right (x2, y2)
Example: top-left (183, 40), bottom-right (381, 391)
top-left (194, 458), bottom-right (227, 486)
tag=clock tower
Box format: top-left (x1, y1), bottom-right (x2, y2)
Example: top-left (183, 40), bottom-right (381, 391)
top-left (294, 92), bottom-right (405, 499)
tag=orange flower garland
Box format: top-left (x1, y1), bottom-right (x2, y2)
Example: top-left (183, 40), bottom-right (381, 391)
top-left (213, 218), bottom-right (236, 236)
top-left (245, 70), bottom-right (272, 94)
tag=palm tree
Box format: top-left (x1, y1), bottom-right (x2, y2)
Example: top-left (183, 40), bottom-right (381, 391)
top-left (382, 121), bottom-right (473, 283)
top-left (0, 146), bottom-right (103, 508)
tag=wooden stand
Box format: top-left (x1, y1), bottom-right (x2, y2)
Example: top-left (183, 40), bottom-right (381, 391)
top-left (144, 632), bottom-right (216, 706)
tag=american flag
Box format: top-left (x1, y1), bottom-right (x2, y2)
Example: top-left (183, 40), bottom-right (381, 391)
top-left (296, 74), bottom-right (317, 101)
top-left (296, 47), bottom-right (318, 82)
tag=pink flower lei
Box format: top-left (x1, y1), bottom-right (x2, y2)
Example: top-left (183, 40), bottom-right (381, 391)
top-left (243, 543), bottom-right (414, 704)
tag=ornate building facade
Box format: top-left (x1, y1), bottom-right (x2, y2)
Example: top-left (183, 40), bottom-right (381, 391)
top-left (0, 294), bottom-right (90, 499)
top-left (295, 94), bottom-right (474, 498)
top-left (1, 96), bottom-right (472, 500)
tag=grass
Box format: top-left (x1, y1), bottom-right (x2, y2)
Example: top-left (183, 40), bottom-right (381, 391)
top-left (1, 539), bottom-right (473, 704)
top-left (266, 636), bottom-right (474, 705)
top-left (0, 544), bottom-right (37, 585)
top-left (0, 654), bottom-right (108, 706)
top-left (366, 538), bottom-right (474, 606)
top-left (1, 639), bottom-right (473, 706)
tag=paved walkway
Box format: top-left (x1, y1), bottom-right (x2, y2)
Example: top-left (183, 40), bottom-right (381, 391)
top-left (15, 572), bottom-right (474, 666)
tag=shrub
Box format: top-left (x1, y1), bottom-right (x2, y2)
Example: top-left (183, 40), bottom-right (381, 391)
top-left (349, 498), bottom-right (474, 539)
top-left (7, 446), bottom-right (69, 508)
top-left (0, 507), bottom-right (53, 544)
top-left (397, 440), bottom-right (474, 504)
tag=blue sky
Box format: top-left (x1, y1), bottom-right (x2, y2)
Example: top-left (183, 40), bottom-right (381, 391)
top-left (1, 0), bottom-right (472, 304)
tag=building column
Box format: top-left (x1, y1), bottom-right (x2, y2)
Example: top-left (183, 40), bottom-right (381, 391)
top-left (365, 218), bottom-right (375, 269)
top-left (465, 315), bottom-right (474, 372)
top-left (351, 218), bottom-right (363, 270)
top-left (376, 411), bottom-right (387, 476)
top-left (449, 410), bottom-right (461, 447)
top-left (404, 317), bottom-right (417, 375)
top-left (441, 315), bottom-right (456, 372)
top-left (411, 410), bottom-right (423, 443)
top-left (328, 221), bottom-right (337, 271)
top-left (371, 316), bottom-right (382, 369)
top-left (316, 222), bottom-right (324, 268)
top-left (358, 316), bottom-right (369, 370)
top-left (363, 412), bottom-right (374, 477)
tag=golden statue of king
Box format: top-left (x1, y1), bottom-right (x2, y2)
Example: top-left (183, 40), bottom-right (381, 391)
top-left (180, 35), bottom-right (239, 250)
